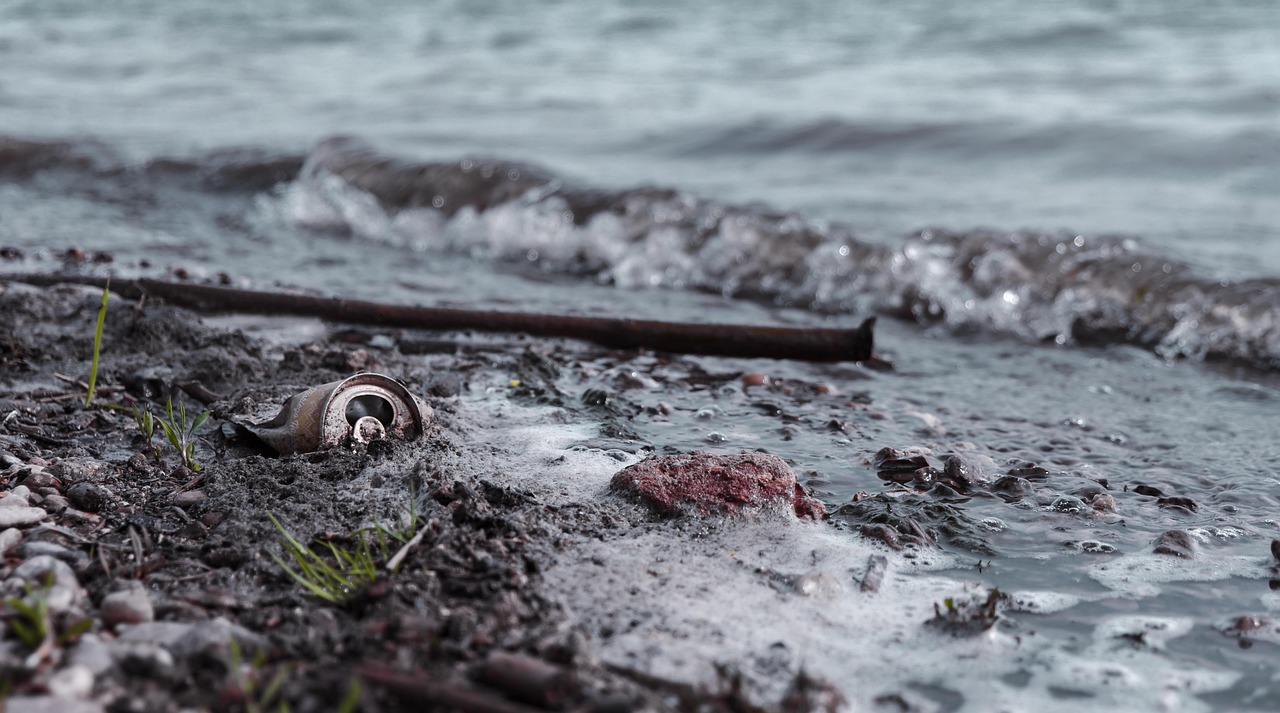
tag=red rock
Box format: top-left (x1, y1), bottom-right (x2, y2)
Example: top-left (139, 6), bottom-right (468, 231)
top-left (611, 451), bottom-right (826, 519)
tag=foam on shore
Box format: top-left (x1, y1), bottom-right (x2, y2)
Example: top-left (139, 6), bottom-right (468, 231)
top-left (460, 393), bottom-right (1246, 712)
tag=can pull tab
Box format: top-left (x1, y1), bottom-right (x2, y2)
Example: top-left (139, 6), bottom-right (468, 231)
top-left (346, 394), bottom-right (394, 444)
top-left (350, 416), bottom-right (387, 444)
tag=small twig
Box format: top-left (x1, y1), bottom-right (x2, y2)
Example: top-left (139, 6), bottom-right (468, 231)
top-left (384, 526), bottom-right (428, 573)
top-left (53, 372), bottom-right (90, 389)
top-left (98, 545), bottom-right (113, 579)
top-left (170, 472), bottom-right (205, 496)
top-left (177, 380), bottom-right (224, 405)
top-left (1, 422), bottom-right (71, 447)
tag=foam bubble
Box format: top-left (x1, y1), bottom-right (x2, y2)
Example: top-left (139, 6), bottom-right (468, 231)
top-left (1088, 552), bottom-right (1267, 598)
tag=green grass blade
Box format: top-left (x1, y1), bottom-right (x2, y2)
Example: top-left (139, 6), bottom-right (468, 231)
top-left (84, 279), bottom-right (110, 408)
top-left (336, 678), bottom-right (361, 713)
top-left (10, 618), bottom-right (40, 648)
top-left (269, 551), bottom-right (339, 604)
top-left (58, 617), bottom-right (94, 645)
top-left (260, 666), bottom-right (290, 705)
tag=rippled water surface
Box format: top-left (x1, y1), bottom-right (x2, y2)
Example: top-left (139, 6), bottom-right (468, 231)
top-left (2, 0), bottom-right (1279, 709)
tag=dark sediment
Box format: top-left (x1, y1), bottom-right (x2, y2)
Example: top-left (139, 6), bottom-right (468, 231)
top-left (0, 279), bottom-right (848, 712)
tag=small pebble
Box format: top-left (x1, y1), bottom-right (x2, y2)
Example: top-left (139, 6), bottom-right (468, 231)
top-left (741, 372), bottom-right (769, 387)
top-left (0, 506), bottom-right (49, 528)
top-left (172, 490), bottom-right (206, 508)
top-left (67, 634), bottom-right (115, 676)
top-left (171, 618), bottom-right (267, 664)
top-left (101, 585), bottom-right (155, 628)
top-left (60, 509), bottom-right (103, 526)
top-left (118, 621), bottom-right (196, 648)
top-left (0, 485), bottom-right (32, 507)
top-left (46, 664), bottom-right (94, 700)
top-left (42, 494), bottom-right (71, 512)
top-left (11, 556), bottom-right (81, 593)
top-left (794, 570), bottom-right (843, 598)
top-left (20, 541), bottom-right (74, 561)
top-left (1153, 529), bottom-right (1196, 559)
top-left (115, 642), bottom-right (176, 680)
top-left (65, 483), bottom-right (107, 513)
top-left (0, 527), bottom-right (22, 554)
top-left (3, 696), bottom-right (105, 713)
top-left (20, 470), bottom-right (57, 489)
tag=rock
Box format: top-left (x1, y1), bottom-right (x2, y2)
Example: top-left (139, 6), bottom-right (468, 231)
top-left (46, 664), bottom-right (94, 700)
top-left (0, 485), bottom-right (32, 507)
top-left (19, 469), bottom-right (57, 489)
top-left (101, 584), bottom-right (155, 628)
top-left (1157, 496), bottom-right (1198, 514)
top-left (67, 634), bottom-right (115, 676)
top-left (991, 475), bottom-right (1033, 500)
top-left (0, 527), bottom-right (22, 554)
top-left (794, 570), bottom-right (844, 598)
top-left (19, 541), bottom-right (79, 565)
top-left (1048, 495), bottom-right (1088, 514)
top-left (115, 642), bottom-right (176, 680)
top-left (117, 621), bottom-right (195, 648)
top-left (41, 493), bottom-right (70, 512)
top-left (11, 555), bottom-right (80, 594)
top-left (610, 452), bottom-right (826, 519)
top-left (172, 490), bottom-right (206, 508)
top-left (860, 524), bottom-right (903, 550)
top-left (942, 455), bottom-right (981, 490)
top-left (0, 505), bottom-right (47, 528)
top-left (48, 458), bottom-right (107, 483)
top-left (872, 448), bottom-right (930, 474)
top-left (65, 483), bottom-right (107, 513)
top-left (861, 554), bottom-right (889, 593)
top-left (1153, 530), bottom-right (1196, 559)
top-left (3, 697), bottom-right (105, 713)
top-left (170, 618), bottom-right (268, 665)
top-left (1090, 493), bottom-right (1117, 513)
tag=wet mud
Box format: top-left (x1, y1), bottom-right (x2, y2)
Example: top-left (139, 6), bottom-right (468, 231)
top-left (0, 280), bottom-right (859, 712)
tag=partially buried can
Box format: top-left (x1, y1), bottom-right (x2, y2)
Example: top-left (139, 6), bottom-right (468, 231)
top-left (247, 373), bottom-right (431, 455)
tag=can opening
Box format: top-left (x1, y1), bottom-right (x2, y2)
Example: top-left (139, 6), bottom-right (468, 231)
top-left (346, 394), bottom-right (395, 428)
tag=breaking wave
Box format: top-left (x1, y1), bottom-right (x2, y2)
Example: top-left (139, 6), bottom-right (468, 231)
top-left (275, 138), bottom-right (1280, 369)
top-left (5, 135), bottom-right (1279, 369)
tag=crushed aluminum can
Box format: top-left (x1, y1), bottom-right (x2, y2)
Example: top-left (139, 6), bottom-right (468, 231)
top-left (246, 373), bottom-right (431, 455)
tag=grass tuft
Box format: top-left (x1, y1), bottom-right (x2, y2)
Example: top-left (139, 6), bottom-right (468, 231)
top-left (268, 515), bottom-right (381, 606)
top-left (84, 278), bottom-right (110, 408)
top-left (268, 492), bottom-right (423, 606)
top-left (155, 397), bottom-right (209, 471)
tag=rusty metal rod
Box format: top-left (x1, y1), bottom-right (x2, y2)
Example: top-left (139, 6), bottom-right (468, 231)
top-left (355, 664), bottom-right (548, 713)
top-left (2, 274), bottom-right (875, 362)
top-left (481, 651), bottom-right (580, 708)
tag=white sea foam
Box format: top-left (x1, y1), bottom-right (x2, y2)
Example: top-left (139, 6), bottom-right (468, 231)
top-left (1088, 552), bottom-right (1268, 598)
top-left (461, 394), bottom-right (1245, 712)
